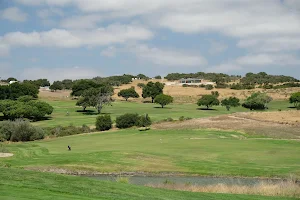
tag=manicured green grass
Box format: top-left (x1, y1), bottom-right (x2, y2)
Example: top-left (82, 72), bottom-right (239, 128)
top-left (34, 100), bottom-right (292, 127)
top-left (2, 129), bottom-right (300, 178)
top-left (1, 168), bottom-right (296, 200)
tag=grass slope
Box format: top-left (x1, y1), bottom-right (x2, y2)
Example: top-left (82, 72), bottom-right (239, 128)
top-left (34, 100), bottom-right (292, 127)
top-left (0, 168), bottom-right (297, 200)
top-left (2, 129), bottom-right (300, 177)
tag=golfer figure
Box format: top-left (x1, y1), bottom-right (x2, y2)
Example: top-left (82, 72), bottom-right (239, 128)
top-left (68, 145), bottom-right (71, 151)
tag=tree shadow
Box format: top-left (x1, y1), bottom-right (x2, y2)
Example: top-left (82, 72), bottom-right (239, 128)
top-left (288, 106), bottom-right (296, 109)
top-left (76, 110), bottom-right (95, 113)
top-left (153, 106), bottom-right (172, 109)
top-left (197, 108), bottom-right (217, 111)
top-left (142, 100), bottom-right (153, 104)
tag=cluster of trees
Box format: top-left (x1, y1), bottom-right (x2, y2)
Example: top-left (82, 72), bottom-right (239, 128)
top-left (49, 79), bottom-right (74, 91)
top-left (0, 83), bottom-right (39, 100)
top-left (197, 91), bottom-right (274, 111)
top-left (116, 113), bottom-right (151, 129)
top-left (23, 79), bottom-right (50, 87)
top-left (165, 72), bottom-right (240, 82)
top-left (240, 72), bottom-right (299, 85)
top-left (0, 96), bottom-right (53, 120)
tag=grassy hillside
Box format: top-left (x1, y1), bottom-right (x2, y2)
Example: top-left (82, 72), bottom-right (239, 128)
top-left (0, 168), bottom-right (297, 200)
top-left (2, 129), bottom-right (300, 178)
top-left (33, 100), bottom-right (293, 127)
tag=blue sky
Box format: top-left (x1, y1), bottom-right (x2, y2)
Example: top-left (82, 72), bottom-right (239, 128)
top-left (0, 0), bottom-right (300, 81)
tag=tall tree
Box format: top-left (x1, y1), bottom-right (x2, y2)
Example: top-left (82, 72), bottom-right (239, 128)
top-left (118, 87), bottom-right (139, 101)
top-left (154, 94), bottom-right (173, 108)
top-left (77, 86), bottom-right (113, 114)
top-left (289, 92), bottom-right (300, 107)
top-left (221, 97), bottom-right (240, 111)
top-left (142, 82), bottom-right (164, 103)
top-left (197, 95), bottom-right (220, 109)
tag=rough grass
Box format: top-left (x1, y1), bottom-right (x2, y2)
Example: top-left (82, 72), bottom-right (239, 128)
top-left (153, 114), bottom-right (300, 139)
top-left (1, 168), bottom-right (297, 200)
top-left (32, 99), bottom-right (293, 127)
top-left (2, 129), bottom-right (300, 178)
top-left (147, 180), bottom-right (300, 198)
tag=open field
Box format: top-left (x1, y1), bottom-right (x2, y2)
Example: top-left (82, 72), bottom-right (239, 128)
top-left (1, 168), bottom-right (297, 200)
top-left (111, 80), bottom-right (300, 103)
top-left (1, 129), bottom-right (300, 178)
top-left (33, 98), bottom-right (294, 127)
top-left (153, 113), bottom-right (300, 139)
top-left (38, 82), bottom-right (300, 104)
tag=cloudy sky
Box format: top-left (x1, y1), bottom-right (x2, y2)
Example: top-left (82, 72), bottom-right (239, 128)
top-left (0, 0), bottom-right (300, 81)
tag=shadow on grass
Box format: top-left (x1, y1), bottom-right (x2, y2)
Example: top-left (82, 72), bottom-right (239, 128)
top-left (197, 108), bottom-right (218, 111)
top-left (142, 101), bottom-right (153, 104)
top-left (153, 107), bottom-right (172, 109)
top-left (288, 106), bottom-right (296, 109)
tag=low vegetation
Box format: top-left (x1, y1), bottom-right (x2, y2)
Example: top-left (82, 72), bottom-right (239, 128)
top-left (116, 113), bottom-right (151, 129)
top-left (95, 115), bottom-right (113, 131)
top-left (0, 119), bottom-right (45, 142)
top-left (148, 180), bottom-right (300, 198)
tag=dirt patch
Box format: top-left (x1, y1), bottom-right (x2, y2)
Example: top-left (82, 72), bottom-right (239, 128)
top-left (235, 111), bottom-right (300, 126)
top-left (0, 153), bottom-right (13, 158)
top-left (153, 113), bottom-right (300, 139)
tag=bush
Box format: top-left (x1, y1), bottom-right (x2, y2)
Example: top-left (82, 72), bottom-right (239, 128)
top-left (297, 105), bottom-right (300, 110)
top-left (136, 114), bottom-right (152, 127)
top-left (96, 115), bottom-right (113, 131)
top-left (47, 125), bottom-right (93, 137)
top-left (179, 116), bottom-right (192, 121)
top-left (116, 113), bottom-right (140, 129)
top-left (205, 84), bottom-right (214, 90)
top-left (116, 113), bottom-right (152, 129)
top-left (0, 119), bottom-right (45, 142)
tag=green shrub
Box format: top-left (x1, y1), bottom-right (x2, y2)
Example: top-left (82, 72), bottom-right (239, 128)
top-left (81, 124), bottom-right (91, 133)
top-left (116, 113), bottom-right (152, 129)
top-left (116, 113), bottom-right (140, 129)
top-left (95, 115), bottom-right (113, 131)
top-left (179, 116), bottom-right (192, 121)
top-left (48, 125), bottom-right (93, 137)
top-left (136, 114), bottom-right (152, 127)
top-left (297, 105), bottom-right (300, 110)
top-left (205, 84), bottom-right (214, 90)
top-left (0, 119), bottom-right (45, 142)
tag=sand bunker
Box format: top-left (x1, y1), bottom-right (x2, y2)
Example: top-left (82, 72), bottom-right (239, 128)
top-left (0, 153), bottom-right (13, 158)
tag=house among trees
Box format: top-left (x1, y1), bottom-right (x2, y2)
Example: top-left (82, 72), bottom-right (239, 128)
top-left (179, 78), bottom-right (215, 86)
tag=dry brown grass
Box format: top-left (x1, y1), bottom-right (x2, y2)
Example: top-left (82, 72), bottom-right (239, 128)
top-left (153, 113), bottom-right (300, 139)
top-left (147, 180), bottom-right (300, 198)
top-left (39, 89), bottom-right (71, 100)
top-left (113, 80), bottom-right (300, 103)
top-left (236, 111), bottom-right (300, 126)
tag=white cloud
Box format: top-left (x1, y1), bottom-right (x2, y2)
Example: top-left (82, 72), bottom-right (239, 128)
top-left (1, 7), bottom-right (27, 22)
top-left (20, 66), bottom-right (101, 82)
top-left (129, 44), bottom-right (207, 67)
top-left (0, 24), bottom-right (153, 49)
top-left (60, 14), bottom-right (102, 29)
